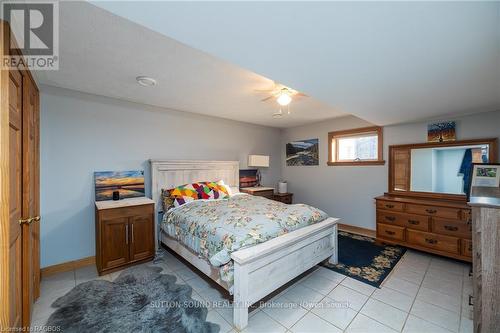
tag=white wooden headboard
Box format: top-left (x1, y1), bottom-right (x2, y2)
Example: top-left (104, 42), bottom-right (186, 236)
top-left (149, 159), bottom-right (240, 214)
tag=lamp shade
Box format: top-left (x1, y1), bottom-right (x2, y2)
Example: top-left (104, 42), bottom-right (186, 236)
top-left (248, 155), bottom-right (269, 168)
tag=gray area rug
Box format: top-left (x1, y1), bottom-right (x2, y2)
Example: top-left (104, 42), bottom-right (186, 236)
top-left (46, 264), bottom-right (220, 333)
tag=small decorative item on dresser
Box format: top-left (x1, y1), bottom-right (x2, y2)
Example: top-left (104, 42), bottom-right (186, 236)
top-left (112, 191), bottom-right (120, 200)
top-left (95, 197), bottom-right (155, 275)
top-left (278, 180), bottom-right (288, 194)
top-left (273, 192), bottom-right (293, 204)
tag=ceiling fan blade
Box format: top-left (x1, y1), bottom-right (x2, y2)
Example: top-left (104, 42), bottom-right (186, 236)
top-left (295, 92), bottom-right (308, 98)
top-left (261, 96), bottom-right (275, 102)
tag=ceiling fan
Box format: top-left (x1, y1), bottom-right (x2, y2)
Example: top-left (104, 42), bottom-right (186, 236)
top-left (255, 83), bottom-right (307, 118)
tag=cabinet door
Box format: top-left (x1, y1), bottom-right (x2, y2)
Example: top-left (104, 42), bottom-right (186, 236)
top-left (129, 214), bottom-right (154, 262)
top-left (101, 217), bottom-right (129, 269)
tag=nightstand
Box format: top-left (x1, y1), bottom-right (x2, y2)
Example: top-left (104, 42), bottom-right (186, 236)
top-left (240, 186), bottom-right (274, 199)
top-left (273, 193), bottom-right (293, 204)
top-left (95, 197), bottom-right (155, 275)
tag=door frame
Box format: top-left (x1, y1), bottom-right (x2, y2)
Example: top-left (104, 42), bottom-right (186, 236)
top-left (0, 20), bottom-right (11, 329)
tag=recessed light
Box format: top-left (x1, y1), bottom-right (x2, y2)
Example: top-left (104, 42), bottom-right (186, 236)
top-left (136, 76), bottom-right (157, 87)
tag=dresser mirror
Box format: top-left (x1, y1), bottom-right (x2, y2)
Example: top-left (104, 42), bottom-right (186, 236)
top-left (389, 138), bottom-right (498, 200)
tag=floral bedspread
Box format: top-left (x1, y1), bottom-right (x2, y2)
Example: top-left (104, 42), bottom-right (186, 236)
top-left (161, 193), bottom-right (328, 293)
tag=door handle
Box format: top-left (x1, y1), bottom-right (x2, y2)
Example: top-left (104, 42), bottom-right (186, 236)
top-left (18, 216), bottom-right (40, 225)
top-left (19, 218), bottom-right (32, 225)
top-left (131, 223), bottom-right (134, 243)
top-left (125, 224), bottom-right (129, 245)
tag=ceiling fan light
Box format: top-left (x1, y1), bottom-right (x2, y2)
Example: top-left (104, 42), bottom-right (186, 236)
top-left (277, 92), bottom-right (292, 106)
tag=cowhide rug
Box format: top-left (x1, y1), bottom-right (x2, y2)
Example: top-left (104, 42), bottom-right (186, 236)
top-left (46, 265), bottom-right (219, 333)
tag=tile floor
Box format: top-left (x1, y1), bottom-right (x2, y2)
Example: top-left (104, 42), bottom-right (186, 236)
top-left (32, 249), bottom-right (473, 333)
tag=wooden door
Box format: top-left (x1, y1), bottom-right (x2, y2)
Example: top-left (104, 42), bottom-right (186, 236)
top-left (101, 217), bottom-right (130, 269)
top-left (129, 214), bottom-right (154, 262)
top-left (21, 76), bottom-right (40, 326)
top-left (8, 65), bottom-right (23, 329)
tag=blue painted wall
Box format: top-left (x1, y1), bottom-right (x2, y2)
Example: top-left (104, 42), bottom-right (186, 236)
top-left (40, 86), bottom-right (282, 267)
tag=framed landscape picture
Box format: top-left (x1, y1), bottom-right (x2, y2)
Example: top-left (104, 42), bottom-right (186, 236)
top-left (94, 170), bottom-right (145, 201)
top-left (286, 138), bottom-right (319, 166)
top-left (470, 164), bottom-right (500, 188)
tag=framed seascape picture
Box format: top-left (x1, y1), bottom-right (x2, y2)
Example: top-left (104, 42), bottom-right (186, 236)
top-left (427, 121), bottom-right (456, 142)
top-left (286, 138), bottom-right (319, 166)
top-left (94, 170), bottom-right (145, 201)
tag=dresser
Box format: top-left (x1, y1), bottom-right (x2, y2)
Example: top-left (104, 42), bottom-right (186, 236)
top-left (95, 197), bottom-right (155, 275)
top-left (375, 195), bottom-right (472, 262)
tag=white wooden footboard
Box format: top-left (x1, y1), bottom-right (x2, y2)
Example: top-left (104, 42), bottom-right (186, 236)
top-left (231, 217), bottom-right (339, 330)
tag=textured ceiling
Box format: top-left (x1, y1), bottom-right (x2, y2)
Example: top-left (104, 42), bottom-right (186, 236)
top-left (33, 2), bottom-right (347, 128)
top-left (93, 1), bottom-right (500, 126)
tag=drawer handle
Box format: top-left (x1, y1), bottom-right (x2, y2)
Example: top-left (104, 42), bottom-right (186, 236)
top-left (425, 209), bottom-right (437, 214)
top-left (385, 216), bottom-right (396, 222)
top-left (469, 295), bottom-right (474, 306)
top-left (385, 230), bottom-right (396, 236)
top-left (425, 238), bottom-right (437, 244)
top-left (385, 204), bottom-right (395, 208)
top-left (444, 225), bottom-right (458, 232)
top-left (408, 219), bottom-right (420, 225)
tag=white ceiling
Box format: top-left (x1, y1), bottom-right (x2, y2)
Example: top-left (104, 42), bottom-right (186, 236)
top-left (33, 2), bottom-right (347, 128)
top-left (92, 1), bottom-right (500, 126)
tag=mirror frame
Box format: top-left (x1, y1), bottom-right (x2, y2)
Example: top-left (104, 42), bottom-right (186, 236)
top-left (388, 138), bottom-right (498, 202)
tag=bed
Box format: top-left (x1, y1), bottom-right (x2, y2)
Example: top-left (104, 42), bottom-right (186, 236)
top-left (150, 160), bottom-right (339, 330)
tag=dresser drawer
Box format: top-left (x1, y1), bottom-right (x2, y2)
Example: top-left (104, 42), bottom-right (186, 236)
top-left (377, 210), bottom-right (405, 227)
top-left (461, 239), bottom-right (472, 257)
top-left (377, 210), bottom-right (429, 231)
top-left (433, 218), bottom-right (471, 238)
top-left (377, 223), bottom-right (405, 241)
top-left (407, 229), bottom-right (460, 254)
top-left (376, 200), bottom-right (404, 212)
top-left (406, 204), bottom-right (461, 220)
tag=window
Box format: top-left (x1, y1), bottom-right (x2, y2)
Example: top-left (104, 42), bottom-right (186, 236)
top-left (328, 126), bottom-right (385, 165)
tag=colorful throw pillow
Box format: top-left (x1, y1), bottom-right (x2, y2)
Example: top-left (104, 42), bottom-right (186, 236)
top-left (169, 183), bottom-right (200, 207)
top-left (199, 180), bottom-right (230, 199)
top-left (161, 188), bottom-right (175, 212)
top-left (162, 181), bottom-right (231, 209)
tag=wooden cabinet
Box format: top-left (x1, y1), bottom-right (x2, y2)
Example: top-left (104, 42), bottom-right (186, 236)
top-left (469, 196), bottom-right (500, 333)
top-left (95, 198), bottom-right (155, 275)
top-left (272, 193), bottom-right (293, 204)
top-left (375, 195), bottom-right (472, 262)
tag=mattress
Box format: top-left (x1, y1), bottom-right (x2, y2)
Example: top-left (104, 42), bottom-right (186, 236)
top-left (161, 193), bottom-right (328, 293)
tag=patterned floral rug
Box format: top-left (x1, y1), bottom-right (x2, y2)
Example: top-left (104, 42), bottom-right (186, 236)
top-left (321, 231), bottom-right (406, 287)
